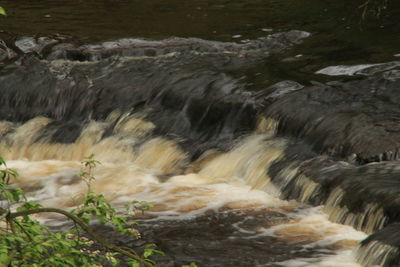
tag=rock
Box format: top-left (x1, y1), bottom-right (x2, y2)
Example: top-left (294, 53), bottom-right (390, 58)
top-left (269, 144), bottom-right (400, 233)
top-left (264, 136), bottom-right (400, 267)
top-left (357, 223), bottom-right (400, 267)
top-left (264, 69), bottom-right (400, 162)
top-left (255, 80), bottom-right (304, 100)
top-left (0, 40), bottom-right (17, 62)
top-left (46, 30), bottom-right (310, 61)
top-left (15, 36), bottom-right (59, 55)
top-left (0, 31), bottom-right (309, 153)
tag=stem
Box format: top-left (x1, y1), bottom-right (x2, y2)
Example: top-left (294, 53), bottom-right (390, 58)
top-left (8, 208), bottom-right (153, 267)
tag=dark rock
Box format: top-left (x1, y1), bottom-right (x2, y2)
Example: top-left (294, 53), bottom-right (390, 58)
top-left (46, 30), bottom-right (310, 62)
top-left (264, 70), bottom-right (400, 163)
top-left (269, 149), bottom-right (400, 234)
top-left (35, 120), bottom-right (83, 143)
top-left (0, 40), bottom-right (17, 62)
top-left (329, 162), bottom-right (400, 232)
top-left (357, 223), bottom-right (400, 267)
top-left (254, 80), bottom-right (304, 101)
top-left (15, 36), bottom-right (59, 56)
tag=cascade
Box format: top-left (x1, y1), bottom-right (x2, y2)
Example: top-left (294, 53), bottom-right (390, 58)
top-left (2, 29), bottom-right (400, 266)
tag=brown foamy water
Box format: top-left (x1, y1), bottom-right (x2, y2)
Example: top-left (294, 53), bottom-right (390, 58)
top-left (1, 116), bottom-right (366, 266)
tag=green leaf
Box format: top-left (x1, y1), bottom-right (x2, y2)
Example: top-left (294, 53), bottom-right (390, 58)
top-left (143, 249), bottom-right (153, 258)
top-left (128, 260), bottom-right (140, 267)
top-left (143, 246), bottom-right (164, 258)
top-left (0, 156), bottom-right (6, 166)
top-left (0, 7), bottom-right (6, 16)
top-left (144, 243), bottom-right (156, 249)
top-left (0, 252), bottom-right (10, 264)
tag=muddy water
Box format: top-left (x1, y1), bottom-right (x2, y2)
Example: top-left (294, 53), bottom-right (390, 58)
top-left (1, 116), bottom-right (366, 266)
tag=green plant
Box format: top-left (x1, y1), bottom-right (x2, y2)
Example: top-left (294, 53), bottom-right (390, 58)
top-left (0, 155), bottom-right (162, 266)
top-left (79, 153), bottom-right (101, 194)
top-left (0, 6), bottom-right (6, 16)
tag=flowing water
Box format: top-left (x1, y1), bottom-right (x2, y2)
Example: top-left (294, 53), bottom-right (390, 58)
top-left (0, 0), bottom-right (400, 266)
top-left (1, 118), bottom-right (366, 266)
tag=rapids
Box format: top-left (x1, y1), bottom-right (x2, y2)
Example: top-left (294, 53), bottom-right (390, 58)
top-left (2, 121), bottom-right (366, 266)
top-left (0, 4), bottom-right (400, 264)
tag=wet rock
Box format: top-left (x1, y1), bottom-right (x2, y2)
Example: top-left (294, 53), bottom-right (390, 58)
top-left (0, 31), bottom-right (309, 153)
top-left (327, 162), bottom-right (400, 233)
top-left (281, 54), bottom-right (305, 62)
top-left (35, 120), bottom-right (83, 143)
top-left (0, 47), bottom-right (16, 62)
top-left (269, 150), bottom-right (400, 234)
top-left (357, 223), bottom-right (400, 267)
top-left (269, 155), bottom-right (351, 206)
top-left (383, 69), bottom-right (400, 81)
top-left (265, 69), bottom-right (400, 162)
top-left (46, 43), bottom-right (79, 60)
top-left (46, 30), bottom-right (310, 61)
top-left (254, 80), bottom-right (304, 101)
top-left (15, 36), bottom-right (59, 55)
top-left (257, 137), bottom-right (400, 266)
top-left (0, 121), bottom-right (15, 137)
top-left (0, 40), bottom-right (17, 62)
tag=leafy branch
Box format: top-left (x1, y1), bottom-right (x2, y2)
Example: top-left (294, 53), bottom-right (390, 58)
top-left (6, 207), bottom-right (152, 266)
top-left (0, 155), bottom-right (163, 266)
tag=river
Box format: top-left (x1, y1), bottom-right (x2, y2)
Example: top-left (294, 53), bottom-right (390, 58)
top-left (0, 1), bottom-right (399, 266)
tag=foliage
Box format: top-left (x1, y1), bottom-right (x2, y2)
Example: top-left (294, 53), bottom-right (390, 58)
top-left (0, 155), bottom-right (163, 267)
top-left (0, 6), bottom-right (5, 16)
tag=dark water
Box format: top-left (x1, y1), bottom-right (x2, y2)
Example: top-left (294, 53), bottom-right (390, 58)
top-left (1, 0), bottom-right (399, 85)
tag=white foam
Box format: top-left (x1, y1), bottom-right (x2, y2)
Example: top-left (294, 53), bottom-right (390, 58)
top-left (255, 207), bottom-right (366, 267)
top-left (316, 61), bottom-right (400, 76)
top-left (316, 64), bottom-right (381, 76)
top-left (272, 251), bottom-right (362, 267)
